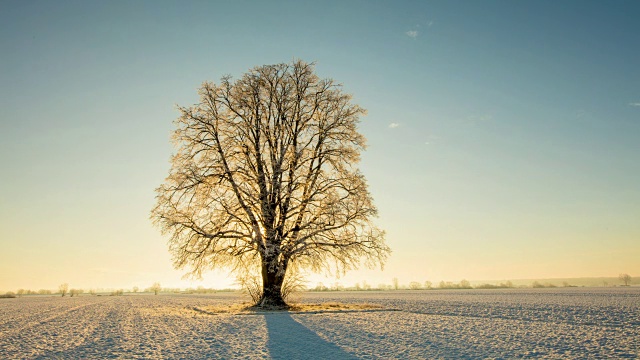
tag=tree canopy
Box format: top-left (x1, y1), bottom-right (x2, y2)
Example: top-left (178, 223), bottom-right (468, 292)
top-left (151, 60), bottom-right (389, 307)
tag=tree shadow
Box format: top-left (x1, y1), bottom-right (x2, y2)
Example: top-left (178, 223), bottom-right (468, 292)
top-left (265, 313), bottom-right (358, 359)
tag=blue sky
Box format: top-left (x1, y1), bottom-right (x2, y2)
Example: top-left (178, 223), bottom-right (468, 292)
top-left (1, 1), bottom-right (638, 291)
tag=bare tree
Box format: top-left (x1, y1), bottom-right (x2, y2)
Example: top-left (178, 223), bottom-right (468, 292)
top-left (392, 277), bottom-right (399, 290)
top-left (152, 61), bottom-right (389, 308)
top-left (59, 283), bottom-right (69, 297)
top-left (362, 280), bottom-right (372, 291)
top-left (619, 273), bottom-right (631, 286)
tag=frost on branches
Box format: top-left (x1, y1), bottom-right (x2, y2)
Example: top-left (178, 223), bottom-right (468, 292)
top-left (152, 60), bottom-right (389, 308)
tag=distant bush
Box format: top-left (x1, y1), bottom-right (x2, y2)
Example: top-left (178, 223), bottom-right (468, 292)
top-left (475, 281), bottom-right (514, 289)
top-left (532, 281), bottom-right (557, 288)
top-left (1, 292), bottom-right (17, 298)
top-left (163, 288), bottom-right (182, 294)
top-left (475, 283), bottom-right (499, 289)
top-left (377, 284), bottom-right (391, 291)
top-left (438, 280), bottom-right (473, 290)
top-left (331, 283), bottom-right (346, 291)
top-left (314, 282), bottom-right (329, 292)
top-left (344, 282), bottom-right (380, 291)
top-left (184, 286), bottom-right (217, 294)
top-left (18, 289), bottom-right (48, 295)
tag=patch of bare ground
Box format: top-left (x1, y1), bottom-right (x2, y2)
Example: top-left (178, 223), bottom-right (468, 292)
top-left (191, 302), bottom-right (399, 315)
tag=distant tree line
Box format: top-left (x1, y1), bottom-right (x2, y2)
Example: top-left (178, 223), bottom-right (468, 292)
top-left (311, 279), bottom-right (478, 291)
top-left (5, 274), bottom-right (633, 297)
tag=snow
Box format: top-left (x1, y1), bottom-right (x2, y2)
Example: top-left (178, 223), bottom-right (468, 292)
top-left (1, 288), bottom-right (638, 359)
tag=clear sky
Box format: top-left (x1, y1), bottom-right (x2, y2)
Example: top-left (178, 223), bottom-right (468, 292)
top-left (1, 0), bottom-right (639, 292)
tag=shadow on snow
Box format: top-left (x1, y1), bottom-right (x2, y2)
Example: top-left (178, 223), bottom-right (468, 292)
top-left (264, 312), bottom-right (357, 360)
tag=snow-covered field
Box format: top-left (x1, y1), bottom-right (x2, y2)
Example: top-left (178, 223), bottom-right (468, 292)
top-left (1, 288), bottom-right (638, 359)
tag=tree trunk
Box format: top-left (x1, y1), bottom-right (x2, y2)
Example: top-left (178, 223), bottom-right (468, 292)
top-left (257, 255), bottom-right (287, 308)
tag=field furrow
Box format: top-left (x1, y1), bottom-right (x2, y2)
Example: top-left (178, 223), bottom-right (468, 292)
top-left (0, 288), bottom-right (637, 359)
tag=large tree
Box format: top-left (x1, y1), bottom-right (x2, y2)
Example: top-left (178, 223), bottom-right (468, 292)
top-left (152, 60), bottom-right (389, 307)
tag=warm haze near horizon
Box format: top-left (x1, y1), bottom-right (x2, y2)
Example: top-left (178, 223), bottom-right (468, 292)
top-left (1, 1), bottom-right (639, 292)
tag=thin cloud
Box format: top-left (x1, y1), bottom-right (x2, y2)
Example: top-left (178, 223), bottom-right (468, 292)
top-left (424, 134), bottom-right (439, 145)
top-left (388, 123), bottom-right (400, 128)
top-left (466, 114), bottom-right (493, 124)
top-left (629, 102), bottom-right (640, 107)
top-left (407, 21), bottom-right (432, 39)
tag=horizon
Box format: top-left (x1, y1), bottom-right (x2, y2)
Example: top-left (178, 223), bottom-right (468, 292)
top-left (2, 274), bottom-right (637, 294)
top-left (1, 1), bottom-right (639, 293)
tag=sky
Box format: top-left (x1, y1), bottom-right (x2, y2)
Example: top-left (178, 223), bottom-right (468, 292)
top-left (1, 0), bottom-right (639, 292)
